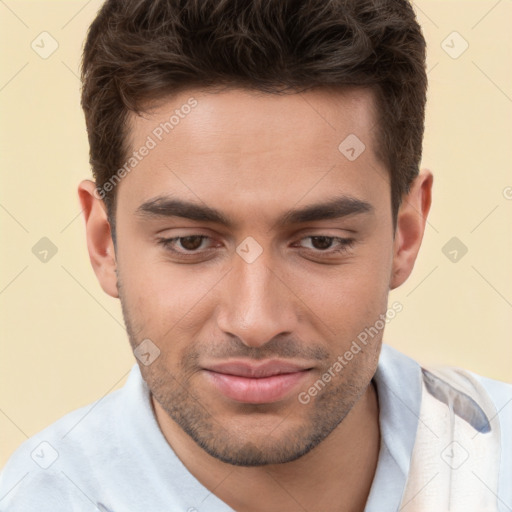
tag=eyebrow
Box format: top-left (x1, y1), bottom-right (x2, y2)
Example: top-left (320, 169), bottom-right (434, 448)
top-left (135, 194), bottom-right (374, 228)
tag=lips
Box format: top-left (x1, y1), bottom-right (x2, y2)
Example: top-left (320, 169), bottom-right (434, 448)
top-left (202, 360), bottom-right (312, 404)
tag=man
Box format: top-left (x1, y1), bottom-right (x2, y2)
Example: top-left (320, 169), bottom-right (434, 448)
top-left (0, 0), bottom-right (510, 511)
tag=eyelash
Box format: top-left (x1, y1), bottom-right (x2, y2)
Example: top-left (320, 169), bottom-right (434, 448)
top-left (156, 235), bottom-right (355, 259)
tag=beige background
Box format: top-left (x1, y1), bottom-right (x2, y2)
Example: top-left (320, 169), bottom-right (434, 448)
top-left (1, 1), bottom-right (511, 468)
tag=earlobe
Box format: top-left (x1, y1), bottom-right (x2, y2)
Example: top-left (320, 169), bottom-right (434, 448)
top-left (78, 180), bottom-right (119, 298)
top-left (390, 169), bottom-right (433, 290)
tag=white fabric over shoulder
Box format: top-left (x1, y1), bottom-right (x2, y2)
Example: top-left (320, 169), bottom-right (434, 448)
top-left (399, 366), bottom-right (501, 512)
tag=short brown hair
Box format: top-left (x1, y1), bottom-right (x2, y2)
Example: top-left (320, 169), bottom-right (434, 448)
top-left (81, 0), bottom-right (427, 230)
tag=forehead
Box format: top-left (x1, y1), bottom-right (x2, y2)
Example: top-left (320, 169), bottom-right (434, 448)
top-left (130, 85), bottom-right (378, 155)
top-left (119, 86), bottom-right (388, 223)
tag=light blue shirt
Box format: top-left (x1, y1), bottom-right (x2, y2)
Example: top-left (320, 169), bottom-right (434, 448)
top-left (1, 345), bottom-right (510, 511)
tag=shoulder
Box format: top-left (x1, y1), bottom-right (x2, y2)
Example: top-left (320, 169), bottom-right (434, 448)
top-left (0, 366), bottom-right (140, 510)
top-left (0, 468), bottom-right (98, 511)
top-left (471, 370), bottom-right (512, 408)
top-left (427, 364), bottom-right (512, 427)
top-left (468, 370), bottom-right (512, 467)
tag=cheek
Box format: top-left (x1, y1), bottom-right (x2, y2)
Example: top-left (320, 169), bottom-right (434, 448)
top-left (293, 240), bottom-right (392, 342)
top-left (117, 243), bottom-right (222, 338)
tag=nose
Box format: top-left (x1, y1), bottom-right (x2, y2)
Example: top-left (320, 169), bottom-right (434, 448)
top-left (216, 249), bottom-right (299, 348)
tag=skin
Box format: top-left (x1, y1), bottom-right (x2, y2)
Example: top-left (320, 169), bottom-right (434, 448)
top-left (79, 86), bottom-right (432, 512)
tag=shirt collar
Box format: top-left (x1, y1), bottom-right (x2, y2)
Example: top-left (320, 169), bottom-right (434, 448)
top-left (364, 344), bottom-right (423, 511)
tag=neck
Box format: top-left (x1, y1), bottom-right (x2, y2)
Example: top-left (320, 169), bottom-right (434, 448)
top-left (153, 381), bottom-right (380, 512)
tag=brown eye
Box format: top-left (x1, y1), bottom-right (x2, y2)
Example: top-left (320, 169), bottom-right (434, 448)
top-left (157, 235), bottom-right (211, 254)
top-left (296, 236), bottom-right (355, 255)
top-left (309, 236), bottom-right (334, 250)
top-left (179, 236), bottom-right (205, 251)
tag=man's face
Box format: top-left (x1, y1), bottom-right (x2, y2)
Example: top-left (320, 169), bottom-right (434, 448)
top-left (114, 87), bottom-right (394, 465)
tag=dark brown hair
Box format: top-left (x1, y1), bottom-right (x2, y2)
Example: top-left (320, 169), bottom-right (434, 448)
top-left (81, 0), bottom-right (427, 230)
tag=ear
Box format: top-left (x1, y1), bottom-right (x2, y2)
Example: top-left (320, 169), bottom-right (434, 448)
top-left (390, 169), bottom-right (433, 290)
top-left (78, 180), bottom-right (119, 298)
